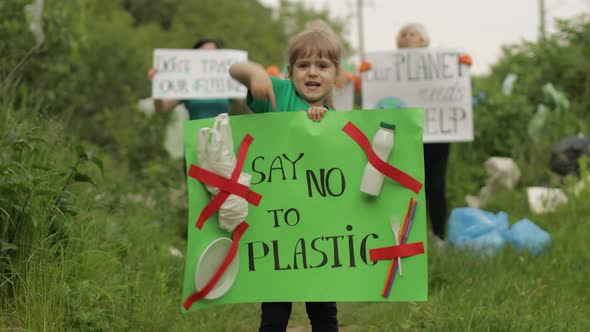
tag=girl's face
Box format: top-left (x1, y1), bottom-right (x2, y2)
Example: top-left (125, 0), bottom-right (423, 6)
top-left (289, 54), bottom-right (337, 107)
top-left (399, 27), bottom-right (423, 49)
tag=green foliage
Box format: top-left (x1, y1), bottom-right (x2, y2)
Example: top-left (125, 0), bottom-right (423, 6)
top-left (489, 16), bottom-right (590, 110)
top-left (479, 15), bottom-right (590, 134)
top-left (120, 0), bottom-right (179, 29)
top-left (449, 15), bottom-right (590, 208)
top-left (1, 0), bottom-right (348, 174)
top-left (0, 103), bottom-right (102, 264)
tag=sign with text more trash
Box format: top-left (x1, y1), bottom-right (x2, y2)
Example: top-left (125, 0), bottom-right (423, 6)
top-left (181, 109), bottom-right (428, 311)
top-left (362, 48), bottom-right (474, 142)
top-left (151, 49), bottom-right (247, 99)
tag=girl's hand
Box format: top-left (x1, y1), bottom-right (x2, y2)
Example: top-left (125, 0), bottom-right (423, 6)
top-left (230, 61), bottom-right (277, 110)
top-left (147, 67), bottom-right (157, 81)
top-left (250, 73), bottom-right (277, 111)
top-left (307, 106), bottom-right (328, 122)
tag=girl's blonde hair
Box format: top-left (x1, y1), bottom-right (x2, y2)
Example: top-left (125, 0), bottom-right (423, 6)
top-left (396, 22), bottom-right (430, 48)
top-left (286, 29), bottom-right (341, 77)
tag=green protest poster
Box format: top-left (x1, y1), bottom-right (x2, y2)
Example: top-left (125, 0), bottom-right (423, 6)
top-left (181, 109), bottom-right (427, 312)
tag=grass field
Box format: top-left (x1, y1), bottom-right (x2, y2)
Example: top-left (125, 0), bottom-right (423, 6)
top-left (2, 112), bottom-right (589, 331)
top-left (2, 4), bottom-right (589, 330)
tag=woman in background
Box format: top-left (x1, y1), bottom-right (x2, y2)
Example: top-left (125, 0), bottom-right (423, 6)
top-left (147, 38), bottom-right (249, 119)
top-left (397, 22), bottom-right (471, 247)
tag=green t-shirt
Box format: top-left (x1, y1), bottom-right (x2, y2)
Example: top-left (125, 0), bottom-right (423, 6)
top-left (181, 98), bottom-right (230, 120)
top-left (247, 76), bottom-right (330, 113)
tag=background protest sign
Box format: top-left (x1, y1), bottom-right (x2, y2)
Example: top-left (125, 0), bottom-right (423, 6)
top-left (362, 49), bottom-right (473, 142)
top-left (333, 82), bottom-right (354, 111)
top-left (181, 109), bottom-right (428, 311)
top-left (151, 49), bottom-right (247, 99)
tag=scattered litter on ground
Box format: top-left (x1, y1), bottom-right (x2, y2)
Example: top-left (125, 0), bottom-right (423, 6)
top-left (168, 246), bottom-right (183, 258)
top-left (465, 157), bottom-right (520, 208)
top-left (549, 135), bottom-right (590, 176)
top-left (448, 207), bottom-right (551, 256)
top-left (526, 187), bottom-right (568, 214)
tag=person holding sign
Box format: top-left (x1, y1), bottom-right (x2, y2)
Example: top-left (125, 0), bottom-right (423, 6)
top-left (147, 38), bottom-right (249, 119)
top-left (396, 23), bottom-right (472, 246)
top-left (148, 38), bottom-right (250, 176)
top-left (230, 29), bottom-right (340, 332)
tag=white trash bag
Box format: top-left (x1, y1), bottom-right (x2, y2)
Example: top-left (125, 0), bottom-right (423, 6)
top-left (196, 113), bottom-right (250, 232)
top-left (465, 157), bottom-right (521, 208)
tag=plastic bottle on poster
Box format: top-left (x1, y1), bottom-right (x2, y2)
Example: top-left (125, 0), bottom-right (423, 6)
top-left (360, 122), bottom-right (395, 196)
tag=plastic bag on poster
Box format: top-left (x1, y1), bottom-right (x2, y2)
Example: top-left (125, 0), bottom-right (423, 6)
top-left (196, 113), bottom-right (250, 232)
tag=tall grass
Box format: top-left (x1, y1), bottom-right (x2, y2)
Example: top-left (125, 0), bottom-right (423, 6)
top-left (2, 96), bottom-right (590, 331)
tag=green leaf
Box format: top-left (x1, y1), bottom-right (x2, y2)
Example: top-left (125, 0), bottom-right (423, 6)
top-left (85, 150), bottom-right (95, 160)
top-left (60, 204), bottom-right (78, 216)
top-left (1, 240), bottom-right (18, 252)
top-left (75, 145), bottom-right (88, 160)
top-left (31, 164), bottom-right (51, 171)
top-left (28, 136), bottom-right (47, 144)
top-left (35, 188), bottom-right (62, 196)
top-left (0, 207), bottom-right (12, 222)
top-left (91, 156), bottom-right (104, 176)
top-left (73, 172), bottom-right (96, 185)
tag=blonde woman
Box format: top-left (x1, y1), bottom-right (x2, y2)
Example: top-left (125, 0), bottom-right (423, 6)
top-left (397, 22), bottom-right (471, 246)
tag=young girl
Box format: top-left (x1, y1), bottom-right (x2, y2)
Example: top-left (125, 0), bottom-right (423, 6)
top-left (396, 22), bottom-right (470, 247)
top-left (230, 29), bottom-right (340, 121)
top-left (230, 29), bottom-right (340, 332)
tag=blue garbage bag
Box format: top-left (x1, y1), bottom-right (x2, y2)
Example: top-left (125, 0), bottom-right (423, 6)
top-left (509, 219), bottom-right (551, 255)
top-left (448, 207), bottom-right (510, 255)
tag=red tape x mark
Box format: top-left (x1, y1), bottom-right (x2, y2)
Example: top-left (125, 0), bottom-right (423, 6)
top-left (183, 221), bottom-right (249, 311)
top-left (342, 122), bottom-right (423, 194)
top-left (188, 134), bottom-right (262, 229)
top-left (369, 242), bottom-right (425, 261)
